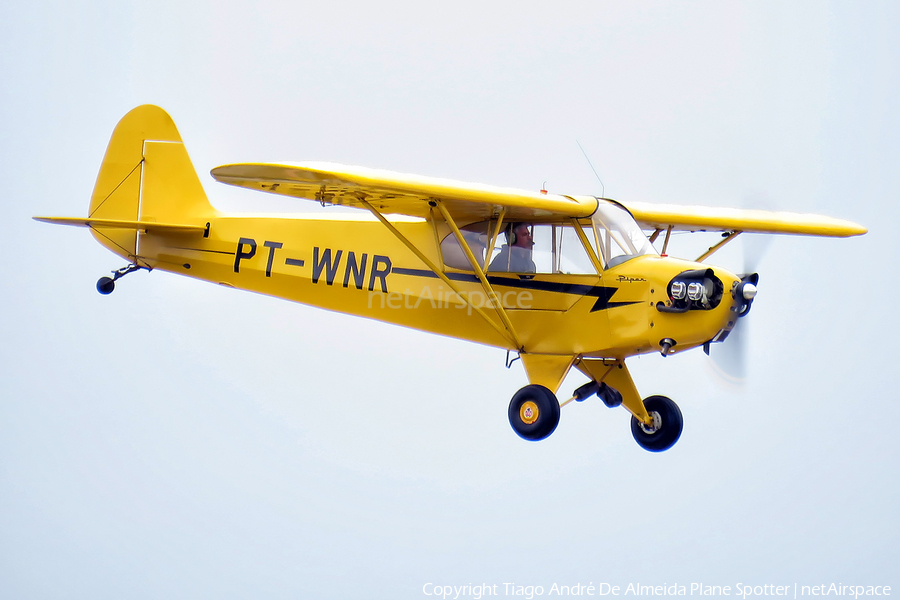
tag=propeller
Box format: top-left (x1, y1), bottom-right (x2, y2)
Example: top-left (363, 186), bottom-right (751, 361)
top-left (708, 321), bottom-right (748, 383)
top-left (707, 196), bottom-right (774, 384)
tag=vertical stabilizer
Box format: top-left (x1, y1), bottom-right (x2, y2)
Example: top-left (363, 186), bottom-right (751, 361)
top-left (87, 105), bottom-right (215, 260)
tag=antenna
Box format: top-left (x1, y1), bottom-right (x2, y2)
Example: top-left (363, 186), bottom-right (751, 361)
top-left (576, 140), bottom-right (605, 198)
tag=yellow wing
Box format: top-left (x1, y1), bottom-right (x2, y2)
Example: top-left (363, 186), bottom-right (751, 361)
top-left (210, 162), bottom-right (598, 222)
top-left (620, 200), bottom-right (867, 237)
top-left (211, 161), bottom-right (865, 237)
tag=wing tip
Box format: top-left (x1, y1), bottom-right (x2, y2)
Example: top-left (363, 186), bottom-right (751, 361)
top-left (827, 219), bottom-right (867, 237)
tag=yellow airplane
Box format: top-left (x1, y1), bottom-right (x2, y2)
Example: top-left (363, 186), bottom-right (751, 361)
top-left (34, 105), bottom-right (866, 452)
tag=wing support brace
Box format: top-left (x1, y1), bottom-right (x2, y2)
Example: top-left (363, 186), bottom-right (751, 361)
top-left (434, 200), bottom-right (523, 351)
top-left (482, 209), bottom-right (506, 274)
top-left (661, 225), bottom-right (674, 255)
top-left (358, 198), bottom-right (522, 350)
top-left (696, 231), bottom-right (740, 262)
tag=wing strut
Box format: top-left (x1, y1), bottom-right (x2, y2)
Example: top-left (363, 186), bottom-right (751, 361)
top-left (696, 231), bottom-right (740, 262)
top-left (434, 200), bottom-right (523, 351)
top-left (358, 198), bottom-right (521, 350)
top-left (482, 208), bottom-right (506, 275)
top-left (660, 225), bottom-right (674, 255)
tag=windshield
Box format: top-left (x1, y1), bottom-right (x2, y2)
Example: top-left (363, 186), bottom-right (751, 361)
top-left (591, 201), bottom-right (656, 268)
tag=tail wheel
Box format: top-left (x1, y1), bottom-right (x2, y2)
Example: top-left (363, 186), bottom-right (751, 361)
top-left (508, 384), bottom-right (560, 441)
top-left (630, 395), bottom-right (683, 452)
top-left (96, 277), bottom-right (115, 295)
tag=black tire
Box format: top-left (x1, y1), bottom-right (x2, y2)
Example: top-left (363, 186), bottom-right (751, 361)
top-left (96, 277), bottom-right (115, 295)
top-left (630, 395), bottom-right (683, 452)
top-left (508, 384), bottom-right (560, 441)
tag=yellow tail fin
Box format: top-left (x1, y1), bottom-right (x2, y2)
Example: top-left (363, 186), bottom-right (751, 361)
top-left (86, 105), bottom-right (215, 260)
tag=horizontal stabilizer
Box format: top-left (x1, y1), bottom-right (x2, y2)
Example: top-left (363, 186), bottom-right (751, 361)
top-left (33, 216), bottom-right (206, 234)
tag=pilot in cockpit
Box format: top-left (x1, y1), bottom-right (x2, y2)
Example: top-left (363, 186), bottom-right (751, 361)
top-left (489, 223), bottom-right (535, 273)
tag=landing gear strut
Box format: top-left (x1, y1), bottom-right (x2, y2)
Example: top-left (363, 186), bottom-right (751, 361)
top-left (96, 263), bottom-right (150, 295)
top-left (568, 380), bottom-right (622, 408)
top-left (508, 384), bottom-right (560, 441)
top-left (508, 358), bottom-right (683, 451)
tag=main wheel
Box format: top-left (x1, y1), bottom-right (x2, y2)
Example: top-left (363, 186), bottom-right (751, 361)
top-left (508, 384), bottom-right (560, 441)
top-left (630, 395), bottom-right (683, 452)
top-left (96, 277), bottom-right (115, 295)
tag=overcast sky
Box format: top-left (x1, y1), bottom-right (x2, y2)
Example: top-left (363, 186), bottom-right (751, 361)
top-left (1, 1), bottom-right (897, 599)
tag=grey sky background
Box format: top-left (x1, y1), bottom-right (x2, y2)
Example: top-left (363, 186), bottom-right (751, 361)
top-left (1, 1), bottom-right (897, 598)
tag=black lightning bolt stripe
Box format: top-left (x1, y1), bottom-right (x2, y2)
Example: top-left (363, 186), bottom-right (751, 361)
top-left (390, 267), bottom-right (640, 312)
top-left (170, 246), bottom-right (237, 256)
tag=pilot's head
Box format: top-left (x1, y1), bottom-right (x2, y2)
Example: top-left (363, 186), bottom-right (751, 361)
top-left (508, 223), bottom-right (534, 248)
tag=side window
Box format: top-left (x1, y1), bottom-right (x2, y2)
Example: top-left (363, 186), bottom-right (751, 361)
top-left (440, 223), bottom-right (489, 270)
top-left (555, 225), bottom-right (597, 274)
top-left (441, 221), bottom-right (597, 275)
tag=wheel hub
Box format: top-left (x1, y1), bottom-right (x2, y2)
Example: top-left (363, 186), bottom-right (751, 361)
top-left (639, 410), bottom-right (662, 435)
top-left (519, 401), bottom-right (539, 425)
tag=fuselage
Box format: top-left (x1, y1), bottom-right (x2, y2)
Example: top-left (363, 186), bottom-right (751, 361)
top-left (136, 212), bottom-right (741, 359)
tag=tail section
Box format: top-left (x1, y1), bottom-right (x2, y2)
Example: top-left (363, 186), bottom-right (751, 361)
top-left (85, 105), bottom-right (216, 260)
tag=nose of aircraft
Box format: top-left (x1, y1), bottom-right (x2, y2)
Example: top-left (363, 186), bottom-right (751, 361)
top-left (707, 271), bottom-right (761, 380)
top-left (657, 266), bottom-right (729, 314)
top-left (733, 273), bottom-right (760, 316)
top-left (650, 262), bottom-right (758, 357)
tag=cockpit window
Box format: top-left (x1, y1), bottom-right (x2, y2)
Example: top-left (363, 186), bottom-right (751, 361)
top-left (591, 201), bottom-right (656, 268)
top-left (440, 222), bottom-right (597, 275)
top-left (439, 204), bottom-right (654, 274)
top-left (440, 222), bottom-right (490, 270)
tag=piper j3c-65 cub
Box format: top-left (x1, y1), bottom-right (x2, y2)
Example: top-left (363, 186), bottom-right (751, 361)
top-left (35, 106), bottom-right (867, 452)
